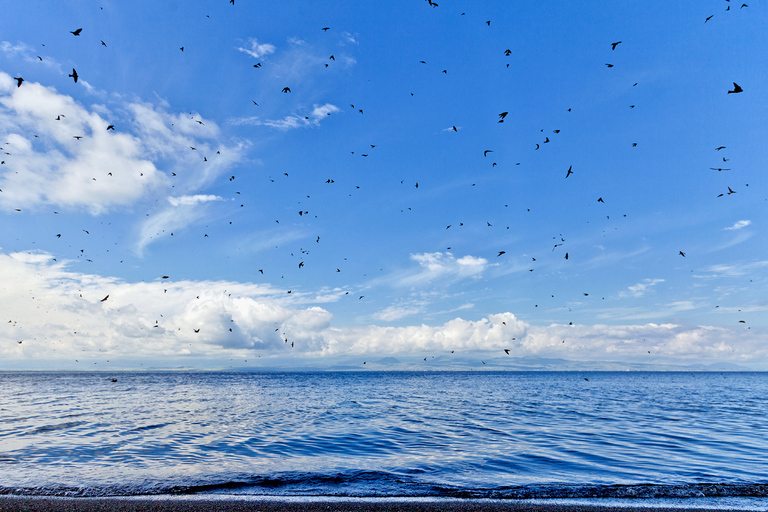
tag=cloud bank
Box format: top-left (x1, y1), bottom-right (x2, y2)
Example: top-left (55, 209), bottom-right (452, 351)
top-left (2, 251), bottom-right (764, 369)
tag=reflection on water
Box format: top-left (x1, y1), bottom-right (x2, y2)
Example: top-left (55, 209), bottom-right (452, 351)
top-left (0, 371), bottom-right (766, 497)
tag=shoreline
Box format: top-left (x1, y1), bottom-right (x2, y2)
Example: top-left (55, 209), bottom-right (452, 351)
top-left (1, 496), bottom-right (766, 512)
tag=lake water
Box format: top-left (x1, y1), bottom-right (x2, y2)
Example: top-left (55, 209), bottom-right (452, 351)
top-left (1, 371), bottom-right (766, 503)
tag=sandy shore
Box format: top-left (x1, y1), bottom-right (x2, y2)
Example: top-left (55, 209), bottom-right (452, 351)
top-left (0, 496), bottom-right (761, 512)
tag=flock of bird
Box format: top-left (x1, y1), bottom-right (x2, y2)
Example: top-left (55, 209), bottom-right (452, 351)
top-left (3, 0), bottom-right (758, 366)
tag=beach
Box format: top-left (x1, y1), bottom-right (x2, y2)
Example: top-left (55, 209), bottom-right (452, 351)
top-left (0, 497), bottom-right (762, 512)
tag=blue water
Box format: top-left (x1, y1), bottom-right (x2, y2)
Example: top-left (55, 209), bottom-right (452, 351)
top-left (0, 371), bottom-right (766, 500)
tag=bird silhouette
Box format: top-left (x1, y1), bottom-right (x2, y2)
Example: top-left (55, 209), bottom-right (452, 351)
top-left (705, 15), bottom-right (714, 22)
top-left (504, 49), bottom-right (511, 56)
top-left (497, 251), bottom-right (505, 257)
top-left (710, 167), bottom-right (730, 171)
top-left (679, 251), bottom-right (686, 257)
top-left (71, 28), bottom-right (82, 36)
top-left (100, 295), bottom-right (109, 302)
top-left (69, 68), bottom-right (78, 83)
top-left (728, 82), bottom-right (743, 94)
top-left (101, 40), bottom-right (107, 46)
top-left (565, 165), bottom-right (573, 178)
top-left (611, 41), bottom-right (621, 50)
top-left (605, 63), bottom-right (614, 67)
top-left (484, 150), bottom-right (493, 157)
top-left (282, 87), bottom-right (291, 93)
top-left (14, 77), bottom-right (23, 87)
top-left (322, 27), bottom-right (330, 31)
top-left (106, 125), bottom-right (114, 131)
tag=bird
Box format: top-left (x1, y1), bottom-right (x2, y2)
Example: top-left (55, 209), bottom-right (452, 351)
top-left (451, 126), bottom-right (457, 132)
top-left (565, 253), bottom-right (569, 260)
top-left (728, 82), bottom-right (743, 94)
top-left (727, 187), bottom-right (736, 195)
top-left (597, 197), bottom-right (604, 203)
top-left (498, 112), bottom-right (508, 122)
top-left (14, 77), bottom-right (23, 87)
top-left (611, 41), bottom-right (621, 50)
top-left (486, 20), bottom-right (490, 25)
top-left (100, 295), bottom-right (109, 302)
top-left (605, 63), bottom-right (614, 67)
top-left (69, 68), bottom-right (78, 83)
top-left (710, 167), bottom-right (730, 171)
top-left (504, 49), bottom-right (511, 56)
top-left (565, 165), bottom-right (573, 178)
top-left (71, 28), bottom-right (82, 36)
top-left (73, 136), bottom-right (83, 140)
top-left (679, 251), bottom-right (686, 257)
top-left (504, 349), bottom-right (510, 355)
top-left (282, 87), bottom-right (291, 93)
top-left (101, 40), bottom-right (107, 46)
top-left (715, 146), bottom-right (726, 151)
top-left (705, 14), bottom-right (714, 22)
top-left (106, 125), bottom-right (114, 131)
top-left (484, 150), bottom-right (493, 157)
top-left (180, 47), bottom-right (184, 51)
top-left (497, 251), bottom-right (506, 257)
top-left (322, 27), bottom-right (330, 31)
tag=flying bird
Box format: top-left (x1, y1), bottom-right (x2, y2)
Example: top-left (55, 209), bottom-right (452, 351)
top-left (605, 63), bottom-right (614, 67)
top-left (504, 49), bottom-right (511, 56)
top-left (71, 28), bottom-right (82, 36)
top-left (101, 40), bottom-right (107, 46)
top-left (611, 41), bottom-right (621, 50)
top-left (106, 125), bottom-right (114, 131)
top-left (565, 165), bottom-right (573, 178)
top-left (14, 77), bottom-right (23, 87)
top-left (100, 295), bottom-right (109, 302)
top-left (497, 251), bottom-right (506, 257)
top-left (710, 167), bottom-right (730, 171)
top-left (705, 14), bottom-right (714, 22)
top-left (282, 87), bottom-right (291, 93)
top-left (504, 349), bottom-right (510, 355)
top-left (69, 68), bottom-right (78, 83)
top-left (322, 27), bottom-right (330, 31)
top-left (679, 251), bottom-right (686, 257)
top-left (484, 150), bottom-right (493, 157)
top-left (498, 112), bottom-right (508, 122)
top-left (728, 82), bottom-right (743, 94)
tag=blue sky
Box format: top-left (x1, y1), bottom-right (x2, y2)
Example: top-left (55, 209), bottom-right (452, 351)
top-left (1, 0), bottom-right (767, 370)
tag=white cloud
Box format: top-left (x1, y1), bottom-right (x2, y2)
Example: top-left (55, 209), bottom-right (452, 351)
top-left (167, 194), bottom-right (223, 207)
top-left (229, 104), bottom-right (338, 131)
top-left (2, 252), bottom-right (766, 369)
top-left (0, 72), bottom-right (243, 214)
top-left (620, 278), bottom-right (665, 298)
top-left (237, 38), bottom-right (276, 59)
top-left (699, 260), bottom-right (768, 278)
top-left (392, 252), bottom-right (488, 287)
top-left (724, 220), bottom-right (751, 230)
top-left (1, 41), bottom-right (62, 72)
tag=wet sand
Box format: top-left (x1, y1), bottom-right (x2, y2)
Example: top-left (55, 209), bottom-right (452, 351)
top-left (0, 496), bottom-right (758, 512)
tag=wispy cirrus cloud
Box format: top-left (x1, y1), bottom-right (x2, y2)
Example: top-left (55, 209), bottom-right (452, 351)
top-left (228, 103), bottom-right (339, 131)
top-left (619, 278), bottom-right (665, 298)
top-left (236, 38), bottom-right (276, 59)
top-left (724, 220), bottom-right (751, 230)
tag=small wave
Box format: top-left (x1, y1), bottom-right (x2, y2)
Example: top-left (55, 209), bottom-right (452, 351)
top-left (1, 476), bottom-right (766, 500)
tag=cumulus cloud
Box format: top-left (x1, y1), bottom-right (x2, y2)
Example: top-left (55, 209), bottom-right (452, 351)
top-left (724, 220), bottom-right (751, 231)
top-left (2, 252), bottom-right (765, 369)
top-left (237, 38), bottom-right (276, 59)
top-left (0, 72), bottom-right (243, 214)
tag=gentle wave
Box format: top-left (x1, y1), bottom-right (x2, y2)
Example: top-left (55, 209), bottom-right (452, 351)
top-left (1, 371), bottom-right (767, 499)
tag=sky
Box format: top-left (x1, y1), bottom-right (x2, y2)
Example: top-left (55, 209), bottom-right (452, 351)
top-left (1, 0), bottom-right (767, 370)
